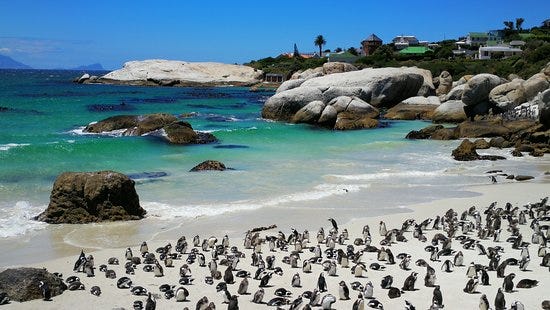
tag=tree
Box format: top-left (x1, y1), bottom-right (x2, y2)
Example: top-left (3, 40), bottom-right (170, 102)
top-left (516, 18), bottom-right (525, 31)
top-left (347, 47), bottom-right (358, 56)
top-left (504, 21), bottom-right (514, 30)
top-left (314, 35), bottom-right (327, 57)
top-left (334, 47), bottom-right (343, 53)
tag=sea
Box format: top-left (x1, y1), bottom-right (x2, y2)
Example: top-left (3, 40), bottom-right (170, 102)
top-left (1, 69), bottom-right (549, 266)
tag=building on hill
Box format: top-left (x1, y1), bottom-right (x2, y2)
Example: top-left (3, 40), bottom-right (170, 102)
top-left (392, 35), bottom-right (419, 50)
top-left (478, 45), bottom-right (523, 60)
top-left (398, 46), bottom-right (433, 55)
top-left (361, 34), bottom-right (383, 56)
top-left (466, 32), bottom-right (489, 46)
top-left (265, 73), bottom-right (285, 83)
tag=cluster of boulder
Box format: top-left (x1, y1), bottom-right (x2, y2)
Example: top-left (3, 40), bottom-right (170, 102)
top-left (0, 268), bottom-right (67, 302)
top-left (84, 113), bottom-right (217, 145)
top-left (75, 59), bottom-right (264, 87)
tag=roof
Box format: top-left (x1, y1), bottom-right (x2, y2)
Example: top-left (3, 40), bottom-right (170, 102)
top-left (364, 34), bottom-right (382, 42)
top-left (399, 46), bottom-right (433, 54)
top-left (509, 40), bottom-right (526, 46)
top-left (479, 46), bottom-right (523, 52)
top-left (468, 32), bottom-right (488, 38)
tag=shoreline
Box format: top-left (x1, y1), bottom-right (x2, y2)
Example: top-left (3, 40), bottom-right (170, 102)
top-left (2, 182), bottom-right (548, 309)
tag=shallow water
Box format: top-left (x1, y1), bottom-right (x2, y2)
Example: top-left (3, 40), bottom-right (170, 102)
top-left (1, 69), bottom-right (549, 266)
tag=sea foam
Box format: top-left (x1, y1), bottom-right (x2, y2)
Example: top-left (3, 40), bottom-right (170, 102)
top-left (0, 201), bottom-right (47, 238)
top-left (0, 143), bottom-right (30, 151)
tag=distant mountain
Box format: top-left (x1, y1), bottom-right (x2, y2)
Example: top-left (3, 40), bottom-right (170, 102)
top-left (70, 63), bottom-right (105, 71)
top-left (0, 55), bottom-right (32, 69)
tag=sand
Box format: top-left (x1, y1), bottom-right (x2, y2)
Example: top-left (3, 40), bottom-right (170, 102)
top-left (1, 182), bottom-right (549, 309)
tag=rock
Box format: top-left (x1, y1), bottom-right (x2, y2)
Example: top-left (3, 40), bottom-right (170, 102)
top-left (462, 74), bottom-right (505, 106)
top-left (276, 79), bottom-right (306, 93)
top-left (0, 268), bottom-right (67, 302)
top-left (405, 125), bottom-right (445, 139)
top-left (530, 149), bottom-right (545, 157)
top-left (329, 96), bottom-right (379, 118)
top-left (322, 62), bottom-right (357, 75)
top-left (35, 171), bottom-right (145, 224)
top-left (334, 112), bottom-right (378, 130)
top-left (536, 89), bottom-right (550, 128)
top-left (163, 121), bottom-right (217, 144)
top-left (443, 84), bottom-right (467, 102)
top-left (128, 114), bottom-right (179, 136)
top-left (262, 87), bottom-right (324, 122)
top-left (432, 100), bottom-right (467, 123)
top-left (451, 139), bottom-right (506, 161)
top-left (454, 119), bottom-right (511, 138)
top-left (490, 137), bottom-right (512, 148)
top-left (489, 78), bottom-right (526, 110)
top-left (454, 75), bottom-right (473, 87)
top-left (436, 71), bottom-right (453, 96)
top-left (474, 139), bottom-right (490, 149)
top-left (318, 105), bottom-right (338, 126)
top-left (98, 59), bottom-right (263, 86)
top-left (291, 100), bottom-right (326, 124)
top-left (190, 160), bottom-right (228, 172)
top-left (385, 96), bottom-right (440, 120)
top-left (76, 73), bottom-right (90, 84)
top-left (523, 73), bottom-right (550, 100)
top-left (515, 175), bottom-right (534, 181)
top-left (290, 67), bottom-right (324, 80)
top-left (452, 139), bottom-right (479, 161)
top-left (84, 113), bottom-right (177, 135)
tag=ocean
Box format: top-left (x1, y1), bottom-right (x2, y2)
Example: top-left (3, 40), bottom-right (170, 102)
top-left (1, 69), bottom-right (549, 266)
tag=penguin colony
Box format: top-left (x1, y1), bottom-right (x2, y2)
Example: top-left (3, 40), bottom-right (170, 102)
top-left (15, 197), bottom-right (550, 309)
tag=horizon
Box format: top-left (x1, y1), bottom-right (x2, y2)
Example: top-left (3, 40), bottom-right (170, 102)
top-left (0, 0), bottom-right (549, 70)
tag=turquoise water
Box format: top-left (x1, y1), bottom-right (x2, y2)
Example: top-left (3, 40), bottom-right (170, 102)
top-left (1, 69), bottom-right (549, 254)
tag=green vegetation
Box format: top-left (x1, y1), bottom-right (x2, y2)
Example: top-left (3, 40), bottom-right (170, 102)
top-left (314, 35), bottom-right (327, 57)
top-left (246, 55), bottom-right (327, 78)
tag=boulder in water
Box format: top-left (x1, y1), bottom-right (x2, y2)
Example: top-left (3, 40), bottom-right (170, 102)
top-left (190, 160), bottom-right (229, 172)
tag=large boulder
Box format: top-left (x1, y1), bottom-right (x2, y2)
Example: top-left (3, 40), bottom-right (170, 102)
top-left (443, 84), bottom-right (467, 102)
top-left (263, 67), bottom-right (429, 124)
top-left (0, 268), bottom-right (67, 302)
top-left (35, 171), bottom-right (146, 224)
top-left (385, 96), bottom-right (440, 120)
top-left (489, 79), bottom-right (526, 110)
top-left (163, 121), bottom-right (217, 144)
top-left (432, 100), bottom-right (467, 123)
top-left (454, 119), bottom-right (511, 138)
top-left (436, 71), bottom-right (453, 96)
top-left (322, 62), bottom-right (357, 75)
top-left (98, 59), bottom-right (263, 86)
top-left (334, 112), bottom-right (378, 130)
top-left (462, 74), bottom-right (505, 106)
top-left (290, 67), bottom-right (324, 80)
top-left (523, 73), bottom-right (550, 100)
top-left (291, 101), bottom-right (326, 124)
top-left (536, 89), bottom-right (550, 128)
top-left (451, 139), bottom-right (506, 161)
top-left (276, 79), bottom-right (306, 93)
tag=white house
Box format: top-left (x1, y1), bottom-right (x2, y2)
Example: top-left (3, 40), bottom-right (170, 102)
top-left (478, 45), bottom-right (523, 60)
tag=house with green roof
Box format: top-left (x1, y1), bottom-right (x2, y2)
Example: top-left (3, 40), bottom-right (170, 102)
top-left (398, 46), bottom-right (433, 55)
top-left (466, 32), bottom-right (489, 46)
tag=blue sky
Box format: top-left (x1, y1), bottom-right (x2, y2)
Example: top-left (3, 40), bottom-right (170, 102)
top-left (0, 0), bottom-right (549, 69)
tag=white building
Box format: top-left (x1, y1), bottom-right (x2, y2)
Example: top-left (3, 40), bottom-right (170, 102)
top-left (478, 45), bottom-right (523, 60)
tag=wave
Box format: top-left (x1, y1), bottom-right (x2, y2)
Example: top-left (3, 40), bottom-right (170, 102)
top-left (0, 201), bottom-right (47, 238)
top-left (200, 127), bottom-right (258, 133)
top-left (68, 126), bottom-right (127, 137)
top-left (0, 143), bottom-right (30, 151)
top-left (144, 183), bottom-right (368, 219)
top-left (327, 170), bottom-right (447, 181)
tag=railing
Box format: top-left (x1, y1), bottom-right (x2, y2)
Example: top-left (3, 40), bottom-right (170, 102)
top-left (501, 104), bottom-right (539, 120)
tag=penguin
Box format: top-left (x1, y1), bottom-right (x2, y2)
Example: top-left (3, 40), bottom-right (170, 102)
top-left (432, 285), bottom-right (443, 307)
top-left (320, 294), bottom-right (336, 310)
top-left (117, 277), bottom-right (132, 289)
top-left (480, 267), bottom-right (490, 285)
top-left (66, 275), bottom-right (80, 284)
top-left (317, 273), bottom-right (327, 292)
top-left (0, 292), bottom-right (10, 305)
top-left (367, 299), bottom-right (384, 309)
top-left (402, 272), bottom-right (417, 291)
top-left (252, 288), bottom-right (264, 304)
top-left (328, 218), bottom-right (339, 232)
top-left (68, 281), bottom-right (85, 291)
top-left (131, 286), bottom-right (148, 296)
top-left (502, 273), bottom-right (515, 292)
top-left (289, 296), bottom-right (304, 310)
top-left (267, 297), bottom-right (289, 307)
top-left (328, 261), bottom-right (337, 276)
top-left (73, 250), bottom-right (86, 272)
top-left (363, 281), bottom-right (374, 299)
top-left (126, 247), bottom-right (133, 260)
top-left (309, 289), bottom-right (321, 306)
top-left (259, 272), bottom-right (272, 288)
top-left (105, 269), bottom-right (117, 279)
top-left (516, 278), bottom-right (538, 288)
top-left (510, 301), bottom-right (525, 310)
top-left (463, 276), bottom-right (479, 293)
top-left (38, 281), bottom-right (51, 301)
top-left (153, 260), bottom-right (163, 277)
top-left (227, 294), bottom-right (239, 310)
top-left (224, 266), bottom-right (234, 284)
top-left (274, 287), bottom-right (292, 297)
top-left (495, 287), bottom-right (506, 310)
top-left (352, 294), bottom-right (365, 310)
top-left (303, 260), bottom-right (312, 273)
top-left (388, 287), bottom-right (401, 299)
top-left (405, 300), bottom-right (416, 310)
top-left (379, 221), bottom-right (387, 236)
top-left (175, 286), bottom-right (189, 302)
top-left (108, 257), bottom-right (119, 265)
top-left (380, 275), bottom-right (393, 289)
top-left (338, 281), bottom-right (350, 300)
top-left (140, 241), bottom-right (149, 255)
top-left (466, 262), bottom-right (477, 278)
top-left (479, 294), bottom-right (490, 310)
top-left (144, 292), bottom-right (156, 310)
top-left (237, 277), bottom-right (248, 295)
top-left (90, 285), bottom-right (101, 297)
top-left (441, 259), bottom-right (454, 272)
top-left (133, 300), bottom-right (143, 310)
top-left (195, 296), bottom-right (209, 310)
top-left (84, 260), bottom-right (95, 277)
top-left (291, 272), bottom-right (301, 287)
top-left (454, 251), bottom-right (464, 266)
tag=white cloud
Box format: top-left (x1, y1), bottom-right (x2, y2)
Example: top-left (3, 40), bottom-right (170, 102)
top-left (0, 47), bottom-right (11, 54)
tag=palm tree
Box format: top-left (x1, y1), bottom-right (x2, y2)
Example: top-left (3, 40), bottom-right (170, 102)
top-left (314, 35), bottom-right (326, 57)
top-left (503, 21), bottom-right (514, 30)
top-left (516, 17), bottom-right (525, 31)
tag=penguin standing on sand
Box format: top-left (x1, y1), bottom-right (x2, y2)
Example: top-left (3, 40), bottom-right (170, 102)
top-left (328, 218), bottom-right (339, 232)
top-left (338, 281), bottom-right (350, 300)
top-left (379, 221), bottom-right (387, 236)
top-left (479, 294), bottom-right (490, 310)
top-left (237, 277), bottom-right (248, 295)
top-left (291, 272), bottom-right (301, 287)
top-left (318, 273), bottom-right (327, 292)
top-left (228, 295), bottom-right (239, 310)
top-left (454, 251), bottom-right (464, 266)
top-left (502, 273), bottom-right (515, 292)
top-left (252, 288), bottom-right (264, 304)
top-left (145, 292), bottom-right (156, 310)
top-left (38, 281), bottom-right (51, 301)
top-left (352, 294), bottom-right (365, 310)
top-left (432, 285), bottom-right (443, 307)
top-left (495, 288), bottom-right (506, 310)
top-left (175, 286), bottom-right (189, 302)
top-left (153, 260), bottom-right (163, 277)
top-left (364, 281), bottom-right (374, 299)
top-left (466, 262), bottom-right (477, 278)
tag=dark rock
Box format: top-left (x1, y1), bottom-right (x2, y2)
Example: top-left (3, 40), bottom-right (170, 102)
top-left (333, 112), bottom-right (378, 130)
top-left (473, 139), bottom-right (490, 149)
top-left (163, 121), bottom-right (217, 144)
top-left (511, 149), bottom-right (524, 157)
top-left (515, 175), bottom-right (534, 181)
top-left (406, 125), bottom-right (444, 139)
top-left (516, 145), bottom-right (535, 153)
top-left (384, 102), bottom-right (436, 120)
top-left (455, 119), bottom-right (510, 138)
top-left (530, 149), bottom-right (544, 157)
top-left (35, 171), bottom-right (145, 224)
top-left (84, 113), bottom-right (177, 135)
top-left (506, 175), bottom-right (515, 179)
top-left (84, 115), bottom-right (139, 133)
top-left (489, 137), bottom-right (508, 148)
top-left (486, 170), bottom-right (503, 174)
top-left (0, 268), bottom-right (67, 302)
top-left (190, 160), bottom-right (228, 172)
top-left (452, 140), bottom-right (479, 161)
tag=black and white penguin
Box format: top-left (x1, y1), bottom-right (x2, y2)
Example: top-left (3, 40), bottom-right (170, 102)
top-left (140, 241), bottom-right (148, 255)
top-left (367, 299), bottom-right (384, 309)
top-left (237, 277), bottom-right (248, 295)
top-left (338, 281), bottom-right (350, 300)
top-left (479, 294), bottom-right (490, 310)
top-left (317, 273), bottom-right (327, 292)
top-left (441, 259), bottom-right (454, 272)
top-left (252, 288), bottom-right (264, 304)
top-left (380, 275), bottom-right (393, 289)
top-left (145, 292), bottom-right (156, 310)
top-left (289, 296), bottom-right (303, 310)
top-left (402, 272), bottom-right (417, 291)
top-left (480, 267), bottom-right (490, 285)
top-left (259, 272), bottom-right (272, 288)
top-left (108, 257), bottom-right (119, 265)
top-left (321, 294), bottom-right (336, 310)
top-left (175, 286), bottom-right (189, 302)
top-left (405, 300), bottom-right (416, 310)
top-left (379, 221), bottom-right (387, 236)
top-left (363, 281), bottom-right (374, 299)
top-left (224, 266), bottom-right (235, 284)
top-left (352, 294), bottom-right (365, 310)
top-left (432, 285), bottom-right (443, 307)
top-left (466, 262), bottom-right (477, 278)
top-left (516, 278), bottom-right (538, 288)
top-left (502, 273), bottom-right (515, 292)
top-left (511, 301), bottom-right (525, 310)
top-left (66, 275), bottom-right (80, 284)
top-left (328, 218), bottom-right (339, 232)
top-left (495, 287), bottom-right (506, 310)
top-left (117, 277), bottom-right (132, 289)
top-left (68, 281), bottom-right (85, 291)
top-left (454, 251), bottom-right (464, 266)
top-left (0, 292), bottom-right (10, 305)
top-left (153, 260), bottom-right (163, 277)
top-left (38, 281), bottom-right (51, 301)
top-left (126, 247), bottom-right (133, 260)
top-left (291, 272), bottom-right (301, 287)
top-left (90, 285), bottom-right (101, 297)
top-left (388, 287), bottom-right (401, 299)
top-left (463, 276), bottom-right (479, 294)
top-left (73, 250), bottom-right (86, 272)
